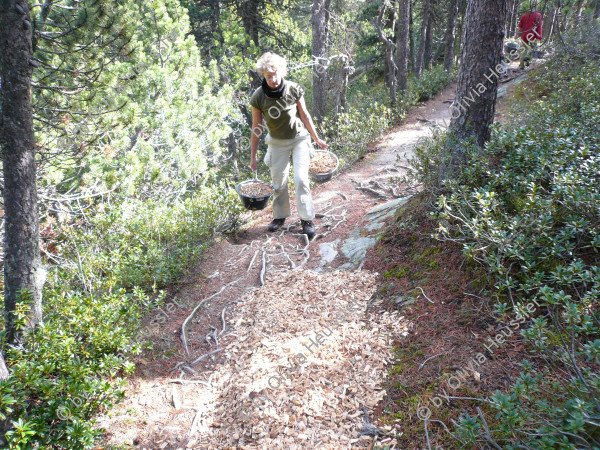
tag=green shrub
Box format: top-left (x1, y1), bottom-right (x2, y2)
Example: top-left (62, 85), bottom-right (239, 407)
top-left (0, 180), bottom-right (242, 447)
top-left (320, 101), bottom-right (396, 170)
top-left (411, 31), bottom-right (600, 448)
top-left (411, 65), bottom-right (454, 102)
top-left (320, 64), bottom-right (455, 172)
top-left (56, 181), bottom-right (242, 292)
top-left (0, 287), bottom-right (148, 448)
top-left (405, 129), bottom-right (482, 194)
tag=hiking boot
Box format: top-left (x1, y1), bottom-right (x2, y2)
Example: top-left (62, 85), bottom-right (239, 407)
top-left (267, 218), bottom-right (285, 232)
top-left (301, 220), bottom-right (316, 238)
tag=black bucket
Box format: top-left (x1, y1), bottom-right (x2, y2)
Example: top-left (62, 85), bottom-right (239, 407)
top-left (505, 42), bottom-right (519, 56)
top-left (235, 179), bottom-right (273, 211)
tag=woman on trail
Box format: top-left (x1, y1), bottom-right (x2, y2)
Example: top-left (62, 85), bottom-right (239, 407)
top-left (249, 52), bottom-right (329, 238)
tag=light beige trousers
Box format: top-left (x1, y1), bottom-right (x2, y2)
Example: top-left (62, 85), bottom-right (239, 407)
top-left (264, 134), bottom-right (315, 221)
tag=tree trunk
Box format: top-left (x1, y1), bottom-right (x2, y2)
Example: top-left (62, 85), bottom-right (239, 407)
top-left (240, 0), bottom-right (260, 46)
top-left (542, 8), bottom-right (557, 43)
top-left (383, 54), bottom-right (395, 100)
top-left (505, 0), bottom-right (512, 35)
top-left (227, 132), bottom-right (239, 179)
top-left (505, 0), bottom-right (516, 36)
top-left (449, 0), bottom-right (508, 147)
top-left (455, 0), bottom-right (466, 52)
top-left (414, 0), bottom-right (432, 78)
top-left (595, 0), bottom-right (600, 19)
top-left (444, 0), bottom-right (459, 71)
top-left (573, 0), bottom-right (585, 22)
top-left (0, 0), bottom-right (43, 343)
top-left (338, 65), bottom-right (351, 111)
top-left (397, 0), bottom-right (411, 91)
top-left (376, 0), bottom-right (397, 102)
top-left (409, 0), bottom-right (416, 72)
top-left (312, 0), bottom-right (332, 122)
top-left (212, 0), bottom-right (224, 67)
top-left (423, 13), bottom-right (433, 70)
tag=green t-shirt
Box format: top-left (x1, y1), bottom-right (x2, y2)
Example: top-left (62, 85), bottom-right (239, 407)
top-left (250, 81), bottom-right (308, 140)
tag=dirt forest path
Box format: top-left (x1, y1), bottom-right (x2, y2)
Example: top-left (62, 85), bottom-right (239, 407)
top-left (96, 67), bottom-right (528, 449)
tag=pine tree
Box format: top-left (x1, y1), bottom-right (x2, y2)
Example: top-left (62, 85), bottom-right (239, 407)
top-left (450, 0), bottom-right (508, 146)
top-left (0, 0), bottom-right (43, 342)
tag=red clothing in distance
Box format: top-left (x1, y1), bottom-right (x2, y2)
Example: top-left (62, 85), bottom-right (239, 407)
top-left (519, 12), bottom-right (543, 43)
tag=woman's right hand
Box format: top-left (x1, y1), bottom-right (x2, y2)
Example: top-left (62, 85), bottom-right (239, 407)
top-left (250, 156), bottom-right (257, 171)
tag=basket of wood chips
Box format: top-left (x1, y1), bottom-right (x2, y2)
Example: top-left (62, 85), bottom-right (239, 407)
top-left (235, 174), bottom-right (274, 210)
top-left (309, 150), bottom-right (339, 183)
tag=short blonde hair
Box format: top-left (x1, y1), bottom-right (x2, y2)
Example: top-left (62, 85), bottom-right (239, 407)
top-left (256, 52), bottom-right (287, 78)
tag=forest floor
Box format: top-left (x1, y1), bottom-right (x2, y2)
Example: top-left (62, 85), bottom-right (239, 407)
top-left (95, 60), bottom-right (536, 449)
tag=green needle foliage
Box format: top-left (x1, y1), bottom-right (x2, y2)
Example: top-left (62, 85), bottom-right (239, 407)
top-left (2, 1), bottom-right (243, 447)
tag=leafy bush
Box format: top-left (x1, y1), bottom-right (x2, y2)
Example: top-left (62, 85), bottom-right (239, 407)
top-left (320, 64), bottom-right (455, 172)
top-left (320, 102), bottom-right (396, 170)
top-left (38, 0), bottom-right (234, 201)
top-left (554, 21), bottom-right (600, 60)
top-left (411, 65), bottom-right (455, 102)
top-left (405, 129), bottom-right (482, 194)
top-left (0, 287), bottom-right (148, 449)
top-left (409, 40), bottom-right (600, 448)
top-left (55, 181), bottom-right (243, 293)
top-left (0, 179), bottom-right (241, 447)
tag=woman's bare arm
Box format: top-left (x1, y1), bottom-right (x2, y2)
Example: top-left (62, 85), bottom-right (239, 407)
top-left (297, 97), bottom-right (329, 149)
top-left (250, 107), bottom-right (264, 171)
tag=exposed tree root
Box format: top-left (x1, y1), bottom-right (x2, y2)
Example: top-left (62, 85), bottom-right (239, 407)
top-left (180, 278), bottom-right (240, 356)
top-left (247, 249), bottom-right (259, 272)
top-left (260, 250), bottom-right (267, 285)
top-left (189, 348), bottom-right (224, 366)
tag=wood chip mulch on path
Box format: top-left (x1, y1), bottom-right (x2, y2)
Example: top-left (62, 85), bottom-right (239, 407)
top-left (185, 268), bottom-right (407, 448)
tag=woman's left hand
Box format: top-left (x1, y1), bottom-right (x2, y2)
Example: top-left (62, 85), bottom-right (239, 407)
top-left (315, 138), bottom-right (329, 149)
